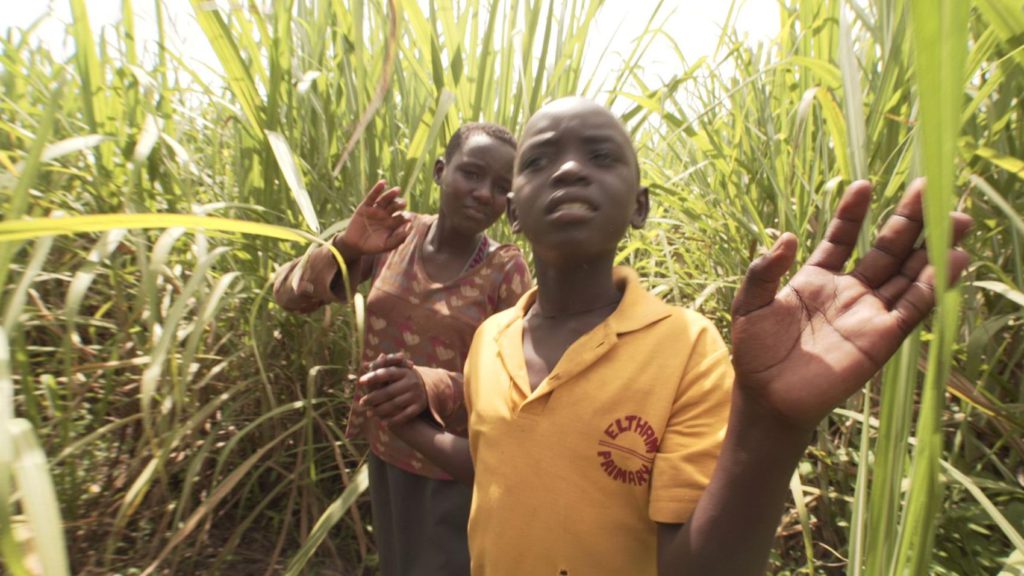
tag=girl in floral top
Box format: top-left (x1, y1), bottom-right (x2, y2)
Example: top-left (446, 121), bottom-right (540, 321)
top-left (273, 123), bottom-right (530, 576)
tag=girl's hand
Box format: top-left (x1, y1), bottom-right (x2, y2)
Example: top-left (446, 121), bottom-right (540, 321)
top-left (336, 180), bottom-right (413, 257)
top-left (358, 353), bottom-right (428, 427)
top-left (729, 179), bottom-right (972, 432)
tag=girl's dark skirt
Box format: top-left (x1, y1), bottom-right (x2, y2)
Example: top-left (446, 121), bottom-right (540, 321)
top-left (368, 454), bottom-right (472, 576)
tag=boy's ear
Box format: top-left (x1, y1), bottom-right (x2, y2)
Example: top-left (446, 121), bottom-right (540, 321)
top-left (432, 158), bottom-right (445, 185)
top-left (506, 192), bottom-right (522, 233)
top-left (630, 186), bottom-right (650, 229)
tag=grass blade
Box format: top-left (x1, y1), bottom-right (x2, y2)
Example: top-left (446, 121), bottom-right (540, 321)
top-left (896, 1), bottom-right (970, 573)
top-left (9, 419), bottom-right (71, 576)
top-left (189, 0), bottom-right (265, 137)
top-left (283, 462), bottom-right (369, 576)
top-left (266, 130), bottom-right (320, 234)
top-left (0, 213), bottom-right (315, 244)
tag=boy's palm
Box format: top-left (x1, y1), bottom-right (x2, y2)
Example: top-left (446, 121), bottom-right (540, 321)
top-left (730, 180), bottom-right (971, 431)
top-left (341, 180), bottom-right (412, 255)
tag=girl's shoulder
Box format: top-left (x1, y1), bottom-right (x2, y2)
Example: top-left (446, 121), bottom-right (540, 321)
top-left (409, 212), bottom-right (437, 233)
top-left (484, 237), bottom-right (526, 265)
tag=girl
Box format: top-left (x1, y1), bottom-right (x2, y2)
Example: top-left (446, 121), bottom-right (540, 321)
top-left (273, 123), bottom-right (531, 576)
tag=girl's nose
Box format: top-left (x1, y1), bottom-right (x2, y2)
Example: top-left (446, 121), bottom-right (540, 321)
top-left (471, 181), bottom-right (495, 204)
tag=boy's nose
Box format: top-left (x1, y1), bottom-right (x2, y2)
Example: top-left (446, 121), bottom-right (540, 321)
top-left (551, 158), bottom-right (588, 187)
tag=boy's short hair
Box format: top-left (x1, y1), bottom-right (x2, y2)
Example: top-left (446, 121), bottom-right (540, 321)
top-left (444, 122), bottom-right (517, 161)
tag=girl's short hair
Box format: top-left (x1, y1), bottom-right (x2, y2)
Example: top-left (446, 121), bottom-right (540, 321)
top-left (444, 122), bottom-right (517, 161)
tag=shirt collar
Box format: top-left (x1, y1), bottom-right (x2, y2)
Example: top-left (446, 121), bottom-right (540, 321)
top-left (505, 266), bottom-right (673, 335)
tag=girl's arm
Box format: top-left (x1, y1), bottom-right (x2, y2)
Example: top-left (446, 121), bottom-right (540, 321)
top-left (359, 353), bottom-right (475, 485)
top-left (273, 180), bottom-right (412, 313)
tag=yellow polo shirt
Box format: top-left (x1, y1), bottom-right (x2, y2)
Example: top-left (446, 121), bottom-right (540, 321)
top-left (464, 267), bottom-right (733, 576)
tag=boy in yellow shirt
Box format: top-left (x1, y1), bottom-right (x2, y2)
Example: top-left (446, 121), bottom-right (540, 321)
top-left (358, 97), bottom-right (972, 575)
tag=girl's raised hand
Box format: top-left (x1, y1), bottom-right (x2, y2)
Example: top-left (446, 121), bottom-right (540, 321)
top-left (336, 180), bottom-right (413, 257)
top-left (729, 179), bottom-right (972, 432)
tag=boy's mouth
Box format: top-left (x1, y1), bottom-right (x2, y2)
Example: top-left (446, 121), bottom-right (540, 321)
top-left (545, 192), bottom-right (598, 218)
top-left (551, 201), bottom-right (595, 215)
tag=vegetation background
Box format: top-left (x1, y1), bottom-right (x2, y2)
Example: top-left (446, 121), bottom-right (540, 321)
top-left (0, 0), bottom-right (1021, 574)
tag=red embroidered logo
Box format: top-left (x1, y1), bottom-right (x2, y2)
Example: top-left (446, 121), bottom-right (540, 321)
top-left (596, 414), bottom-right (659, 486)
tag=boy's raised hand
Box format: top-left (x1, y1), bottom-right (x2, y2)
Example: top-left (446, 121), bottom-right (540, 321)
top-left (336, 180), bottom-right (413, 257)
top-left (729, 179), bottom-right (972, 432)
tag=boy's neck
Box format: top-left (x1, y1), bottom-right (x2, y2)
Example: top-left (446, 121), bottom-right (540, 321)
top-left (531, 256), bottom-right (621, 318)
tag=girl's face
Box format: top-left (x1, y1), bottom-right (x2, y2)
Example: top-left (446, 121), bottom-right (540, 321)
top-left (435, 133), bottom-right (516, 236)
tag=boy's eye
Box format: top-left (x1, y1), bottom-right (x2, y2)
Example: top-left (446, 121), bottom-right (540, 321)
top-left (590, 148), bottom-right (615, 165)
top-left (520, 154), bottom-right (546, 172)
top-left (460, 168), bottom-right (481, 181)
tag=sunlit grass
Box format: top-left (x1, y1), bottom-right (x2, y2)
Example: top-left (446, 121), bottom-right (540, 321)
top-left (1, 0), bottom-right (1021, 573)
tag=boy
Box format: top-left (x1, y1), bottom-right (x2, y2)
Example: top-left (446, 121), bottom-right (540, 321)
top-left (360, 97), bottom-right (972, 575)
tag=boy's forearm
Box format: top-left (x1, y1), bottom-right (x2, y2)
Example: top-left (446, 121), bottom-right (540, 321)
top-left (659, 388), bottom-right (811, 576)
top-left (389, 419), bottom-right (474, 485)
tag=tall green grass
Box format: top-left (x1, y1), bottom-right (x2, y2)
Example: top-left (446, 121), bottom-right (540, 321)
top-left (0, 0), bottom-right (1021, 573)
top-left (1, 0), bottom-right (614, 572)
top-left (623, 1), bottom-right (1023, 573)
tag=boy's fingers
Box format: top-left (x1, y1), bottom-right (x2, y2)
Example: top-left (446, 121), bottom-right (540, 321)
top-left (732, 233), bottom-right (797, 317)
top-left (950, 212), bottom-right (974, 244)
top-left (869, 211), bottom-right (973, 307)
top-left (850, 181), bottom-right (925, 288)
top-left (889, 249), bottom-right (970, 335)
top-left (874, 249), bottom-right (927, 308)
top-left (805, 180), bottom-right (874, 272)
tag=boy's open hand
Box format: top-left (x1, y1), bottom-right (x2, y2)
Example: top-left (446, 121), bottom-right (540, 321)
top-left (336, 180), bottom-right (413, 257)
top-left (358, 352), bottom-right (429, 427)
top-left (730, 179), bottom-right (972, 432)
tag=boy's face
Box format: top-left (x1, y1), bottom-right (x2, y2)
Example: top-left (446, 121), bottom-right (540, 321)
top-left (509, 98), bottom-right (648, 265)
top-left (434, 133), bottom-right (515, 236)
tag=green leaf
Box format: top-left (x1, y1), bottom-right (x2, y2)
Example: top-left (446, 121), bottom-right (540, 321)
top-left (189, 0), bottom-right (266, 137)
top-left (266, 130), bottom-right (320, 234)
top-left (0, 213), bottom-right (314, 245)
top-left (972, 280), bottom-right (1024, 308)
top-left (284, 463), bottom-right (369, 576)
